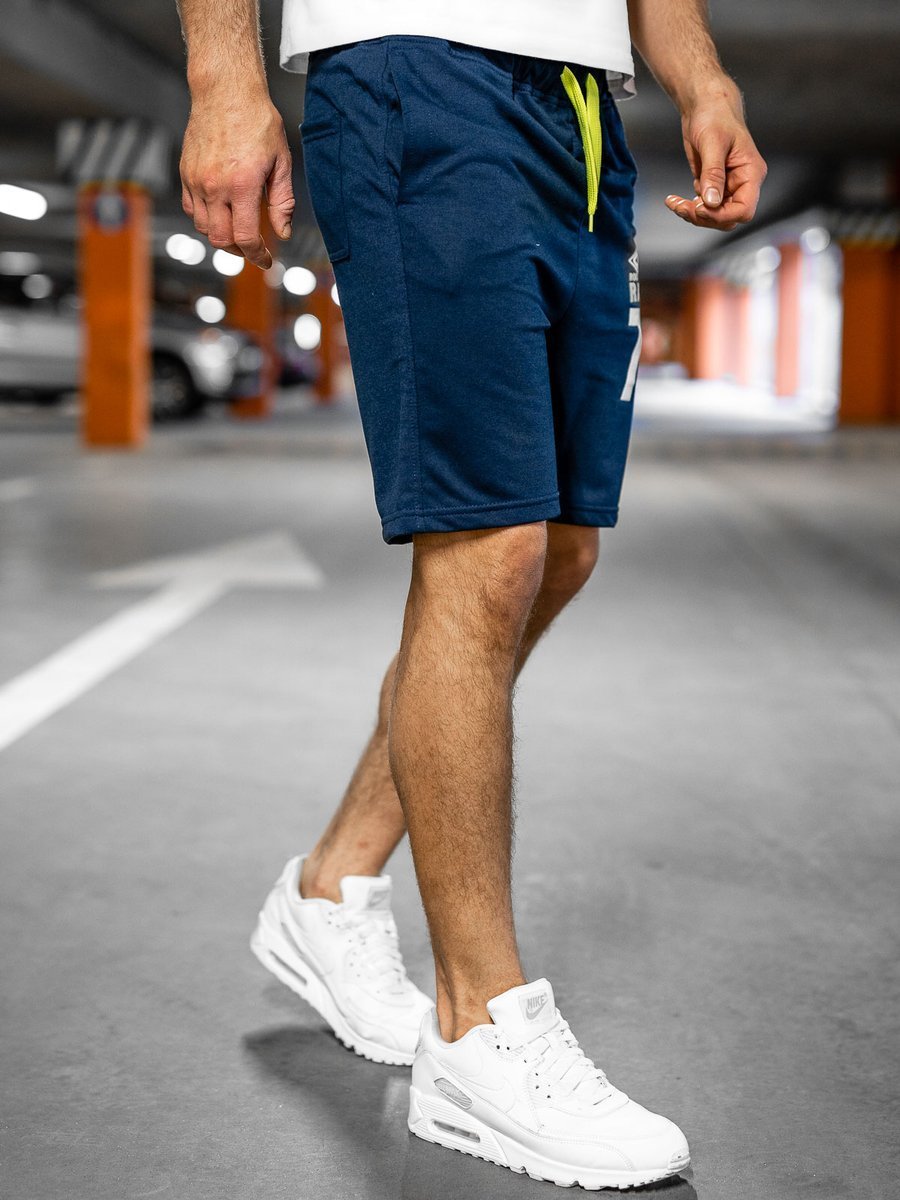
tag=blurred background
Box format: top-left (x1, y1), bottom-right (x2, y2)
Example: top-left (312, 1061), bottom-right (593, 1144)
top-left (1, 0), bottom-right (898, 429)
top-left (1, 4), bottom-right (898, 1200)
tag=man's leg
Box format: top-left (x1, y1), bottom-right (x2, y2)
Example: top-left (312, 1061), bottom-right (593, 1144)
top-left (301, 524), bottom-right (600, 910)
top-left (390, 523), bottom-right (600, 1040)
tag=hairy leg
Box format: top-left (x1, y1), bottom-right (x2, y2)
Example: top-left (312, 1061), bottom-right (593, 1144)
top-left (301, 525), bottom-right (600, 907)
top-left (389, 523), bottom-right (549, 1038)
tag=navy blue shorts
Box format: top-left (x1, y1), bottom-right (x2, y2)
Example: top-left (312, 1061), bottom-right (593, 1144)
top-left (301, 36), bottom-right (640, 544)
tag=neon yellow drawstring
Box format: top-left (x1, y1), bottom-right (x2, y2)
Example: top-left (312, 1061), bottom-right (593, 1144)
top-left (561, 66), bottom-right (602, 232)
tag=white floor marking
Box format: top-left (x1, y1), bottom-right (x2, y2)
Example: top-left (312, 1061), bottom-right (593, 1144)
top-left (0, 477), bottom-right (37, 502)
top-left (0, 531), bottom-right (323, 754)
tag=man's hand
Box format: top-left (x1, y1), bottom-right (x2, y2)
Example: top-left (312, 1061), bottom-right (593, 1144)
top-left (180, 85), bottom-right (294, 270)
top-left (627, 0), bottom-right (767, 234)
top-left (665, 81), bottom-right (767, 232)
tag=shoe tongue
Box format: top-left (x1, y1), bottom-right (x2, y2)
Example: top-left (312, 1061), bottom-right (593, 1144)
top-left (487, 978), bottom-right (557, 1039)
top-left (339, 873), bottom-right (393, 913)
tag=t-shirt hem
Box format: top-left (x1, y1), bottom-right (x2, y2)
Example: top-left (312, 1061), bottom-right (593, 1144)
top-left (280, 30), bottom-right (635, 98)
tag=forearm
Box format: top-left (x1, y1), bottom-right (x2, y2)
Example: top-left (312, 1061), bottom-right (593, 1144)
top-left (176, 0), bottom-right (268, 98)
top-left (627, 0), bottom-right (739, 113)
top-left (176, 0), bottom-right (294, 264)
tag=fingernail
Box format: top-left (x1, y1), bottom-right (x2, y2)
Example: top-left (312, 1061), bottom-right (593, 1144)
top-left (666, 195), bottom-right (677, 203)
top-left (704, 188), bottom-right (721, 207)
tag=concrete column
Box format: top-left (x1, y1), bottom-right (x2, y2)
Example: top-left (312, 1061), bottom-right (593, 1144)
top-left (78, 183), bottom-right (151, 448)
top-left (226, 205), bottom-right (276, 419)
top-left (692, 276), bottom-right (731, 380)
top-left (838, 244), bottom-right (898, 424)
top-left (307, 266), bottom-right (340, 405)
top-left (775, 244), bottom-right (802, 398)
top-left (734, 285), bottom-right (754, 387)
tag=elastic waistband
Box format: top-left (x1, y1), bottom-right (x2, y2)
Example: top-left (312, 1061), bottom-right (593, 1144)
top-left (309, 36), bottom-right (610, 102)
top-left (444, 40), bottom-right (609, 100)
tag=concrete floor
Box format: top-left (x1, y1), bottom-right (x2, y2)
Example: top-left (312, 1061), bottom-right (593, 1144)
top-left (1, 391), bottom-right (898, 1200)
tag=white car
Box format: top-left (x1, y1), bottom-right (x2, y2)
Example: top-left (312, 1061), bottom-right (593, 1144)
top-left (0, 301), bottom-right (265, 421)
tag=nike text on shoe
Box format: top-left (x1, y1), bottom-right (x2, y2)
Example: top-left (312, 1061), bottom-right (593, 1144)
top-left (408, 979), bottom-right (690, 1190)
top-left (250, 855), bottom-right (433, 1066)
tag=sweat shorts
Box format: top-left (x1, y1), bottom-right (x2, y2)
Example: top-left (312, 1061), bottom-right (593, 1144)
top-left (301, 35), bottom-right (641, 544)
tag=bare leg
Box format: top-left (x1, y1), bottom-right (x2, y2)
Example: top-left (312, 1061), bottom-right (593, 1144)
top-left (301, 524), bottom-right (600, 913)
top-left (300, 659), bottom-right (406, 902)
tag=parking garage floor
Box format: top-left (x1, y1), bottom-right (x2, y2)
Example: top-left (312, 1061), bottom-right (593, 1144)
top-left (1, 391), bottom-right (899, 1200)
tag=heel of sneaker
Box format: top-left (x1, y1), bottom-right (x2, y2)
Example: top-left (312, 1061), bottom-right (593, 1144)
top-left (408, 1086), bottom-right (509, 1168)
top-left (249, 916), bottom-right (313, 1003)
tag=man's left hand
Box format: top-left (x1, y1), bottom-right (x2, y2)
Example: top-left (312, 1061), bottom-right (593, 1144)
top-left (665, 81), bottom-right (767, 232)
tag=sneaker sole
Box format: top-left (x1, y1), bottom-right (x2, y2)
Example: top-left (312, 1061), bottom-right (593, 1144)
top-left (407, 1086), bottom-right (690, 1191)
top-left (250, 913), bottom-right (414, 1068)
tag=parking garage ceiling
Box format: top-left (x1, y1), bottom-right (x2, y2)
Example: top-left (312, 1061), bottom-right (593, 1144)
top-left (1, 0), bottom-right (898, 273)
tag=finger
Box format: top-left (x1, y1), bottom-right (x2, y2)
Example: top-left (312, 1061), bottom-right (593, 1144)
top-left (705, 175), bottom-right (763, 227)
top-left (181, 185), bottom-right (194, 219)
top-left (665, 195), bottom-right (736, 231)
top-left (192, 195), bottom-right (210, 238)
top-left (266, 148), bottom-right (295, 240)
top-left (231, 192), bottom-right (272, 269)
top-left (206, 199), bottom-right (236, 255)
top-left (695, 129), bottom-right (729, 209)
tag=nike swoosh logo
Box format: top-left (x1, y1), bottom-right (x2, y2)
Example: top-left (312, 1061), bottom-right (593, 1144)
top-left (448, 1046), bottom-right (517, 1113)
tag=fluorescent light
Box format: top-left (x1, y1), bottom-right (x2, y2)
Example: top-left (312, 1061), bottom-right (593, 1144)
top-left (166, 233), bottom-right (206, 265)
top-left (294, 313), bottom-right (321, 350)
top-left (283, 265), bottom-right (316, 296)
top-left (212, 249), bottom-right (244, 276)
top-left (195, 295), bottom-right (226, 323)
top-left (0, 250), bottom-right (41, 275)
top-left (265, 261), bottom-right (286, 289)
top-left (754, 246), bottom-right (781, 274)
top-left (800, 226), bottom-right (831, 254)
top-left (0, 184), bottom-right (48, 221)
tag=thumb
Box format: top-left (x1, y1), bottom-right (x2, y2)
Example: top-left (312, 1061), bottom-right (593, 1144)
top-left (696, 130), bottom-right (728, 209)
top-left (267, 149), bottom-right (295, 240)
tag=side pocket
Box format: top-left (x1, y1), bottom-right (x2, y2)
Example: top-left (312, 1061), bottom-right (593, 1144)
top-left (300, 118), bottom-right (351, 263)
top-left (602, 95), bottom-right (638, 183)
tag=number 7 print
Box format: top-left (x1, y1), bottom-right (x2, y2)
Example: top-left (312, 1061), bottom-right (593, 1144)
top-left (620, 307), bottom-right (642, 401)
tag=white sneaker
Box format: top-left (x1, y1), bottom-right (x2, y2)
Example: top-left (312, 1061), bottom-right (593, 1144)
top-left (250, 855), bottom-right (433, 1066)
top-left (408, 978), bottom-right (690, 1190)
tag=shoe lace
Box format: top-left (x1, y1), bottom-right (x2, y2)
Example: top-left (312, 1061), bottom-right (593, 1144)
top-left (328, 909), bottom-right (408, 994)
top-left (524, 1017), bottom-right (612, 1106)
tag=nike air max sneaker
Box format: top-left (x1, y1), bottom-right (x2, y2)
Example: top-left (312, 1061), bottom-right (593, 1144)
top-left (408, 979), bottom-right (690, 1190)
top-left (250, 855), bottom-right (433, 1066)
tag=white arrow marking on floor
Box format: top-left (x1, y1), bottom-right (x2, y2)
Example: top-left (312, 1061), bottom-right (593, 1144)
top-left (0, 531), bottom-right (323, 753)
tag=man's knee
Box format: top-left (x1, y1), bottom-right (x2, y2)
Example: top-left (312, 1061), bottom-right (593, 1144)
top-left (412, 522), bottom-right (547, 633)
top-left (477, 523), bottom-right (548, 622)
top-left (542, 526), bottom-right (600, 601)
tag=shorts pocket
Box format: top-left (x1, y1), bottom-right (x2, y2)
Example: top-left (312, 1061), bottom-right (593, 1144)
top-left (300, 118), bottom-right (351, 263)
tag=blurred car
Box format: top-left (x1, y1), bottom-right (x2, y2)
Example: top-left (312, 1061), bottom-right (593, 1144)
top-left (0, 300), bottom-right (265, 421)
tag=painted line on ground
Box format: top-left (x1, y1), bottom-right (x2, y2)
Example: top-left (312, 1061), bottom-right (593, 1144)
top-left (0, 531), bottom-right (323, 754)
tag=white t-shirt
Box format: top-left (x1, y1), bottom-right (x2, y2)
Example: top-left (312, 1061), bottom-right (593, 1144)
top-left (280, 1), bottom-right (635, 99)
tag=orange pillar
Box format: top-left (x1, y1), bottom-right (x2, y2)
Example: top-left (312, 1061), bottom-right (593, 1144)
top-left (734, 285), bottom-right (753, 387)
top-left (774, 244), bottom-right (802, 398)
top-left (675, 279), bottom-right (699, 377)
top-left (226, 206), bottom-right (276, 419)
top-left (306, 267), bottom-right (340, 405)
top-left (693, 276), bottom-right (730, 380)
top-left (838, 244), bottom-right (897, 424)
top-left (78, 184), bottom-right (151, 447)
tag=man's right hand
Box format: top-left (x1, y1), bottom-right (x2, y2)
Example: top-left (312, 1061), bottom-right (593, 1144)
top-left (179, 87), bottom-right (294, 270)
